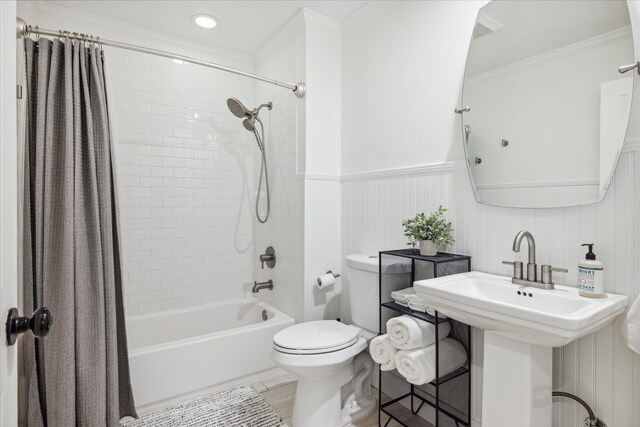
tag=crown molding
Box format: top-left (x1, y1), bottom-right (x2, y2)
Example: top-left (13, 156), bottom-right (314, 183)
top-left (341, 1), bottom-right (389, 36)
top-left (253, 9), bottom-right (305, 61)
top-left (467, 26), bottom-right (633, 84)
top-left (302, 8), bottom-right (341, 33)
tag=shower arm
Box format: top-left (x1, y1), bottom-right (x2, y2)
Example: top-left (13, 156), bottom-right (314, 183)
top-left (16, 17), bottom-right (306, 99)
top-left (253, 102), bottom-right (273, 115)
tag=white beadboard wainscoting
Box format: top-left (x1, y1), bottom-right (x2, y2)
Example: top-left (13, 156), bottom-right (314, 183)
top-left (341, 150), bottom-right (640, 427)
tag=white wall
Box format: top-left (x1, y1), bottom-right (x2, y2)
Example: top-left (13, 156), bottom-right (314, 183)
top-left (301, 10), bottom-right (343, 322)
top-left (341, 1), bottom-right (479, 175)
top-left (18, 1), bottom-right (257, 315)
top-left (252, 8), bottom-right (343, 322)
top-left (252, 12), bottom-right (305, 318)
top-left (341, 1), bottom-right (640, 426)
top-left (112, 52), bottom-right (255, 315)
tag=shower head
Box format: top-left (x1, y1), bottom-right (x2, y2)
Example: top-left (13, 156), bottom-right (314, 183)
top-left (242, 117), bottom-right (255, 132)
top-left (227, 98), bottom-right (251, 118)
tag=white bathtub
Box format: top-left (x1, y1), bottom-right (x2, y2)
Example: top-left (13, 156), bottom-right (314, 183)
top-left (126, 298), bottom-right (294, 410)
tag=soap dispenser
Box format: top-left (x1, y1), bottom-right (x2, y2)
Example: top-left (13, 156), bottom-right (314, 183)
top-left (578, 243), bottom-right (604, 298)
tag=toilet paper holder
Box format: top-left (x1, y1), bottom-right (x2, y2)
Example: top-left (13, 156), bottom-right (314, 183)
top-left (317, 270), bottom-right (341, 287)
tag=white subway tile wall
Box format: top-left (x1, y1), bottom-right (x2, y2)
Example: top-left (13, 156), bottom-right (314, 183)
top-left (108, 49), bottom-right (256, 315)
top-left (251, 27), bottom-right (302, 319)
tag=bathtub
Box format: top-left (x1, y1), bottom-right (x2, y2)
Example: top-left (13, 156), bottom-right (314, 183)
top-left (126, 298), bottom-right (295, 410)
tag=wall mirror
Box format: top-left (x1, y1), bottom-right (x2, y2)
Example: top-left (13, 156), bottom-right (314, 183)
top-left (461, 0), bottom-right (635, 208)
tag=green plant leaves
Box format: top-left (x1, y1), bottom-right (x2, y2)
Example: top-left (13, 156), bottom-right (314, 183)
top-left (401, 205), bottom-right (455, 248)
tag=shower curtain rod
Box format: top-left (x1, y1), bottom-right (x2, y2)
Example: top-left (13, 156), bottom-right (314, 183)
top-left (15, 17), bottom-right (307, 98)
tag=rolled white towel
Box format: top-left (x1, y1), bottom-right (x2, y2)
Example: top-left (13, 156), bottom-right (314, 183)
top-left (395, 338), bottom-right (467, 385)
top-left (387, 315), bottom-right (450, 350)
top-left (369, 335), bottom-right (398, 371)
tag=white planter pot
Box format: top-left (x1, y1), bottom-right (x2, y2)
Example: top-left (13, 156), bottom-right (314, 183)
top-left (419, 240), bottom-right (438, 256)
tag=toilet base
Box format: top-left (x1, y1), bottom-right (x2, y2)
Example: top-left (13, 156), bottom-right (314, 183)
top-left (341, 395), bottom-right (376, 425)
top-left (292, 367), bottom-right (352, 427)
top-left (272, 338), bottom-right (374, 427)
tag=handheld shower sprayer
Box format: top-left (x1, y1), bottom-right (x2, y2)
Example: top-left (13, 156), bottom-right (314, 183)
top-left (226, 97), bottom-right (273, 223)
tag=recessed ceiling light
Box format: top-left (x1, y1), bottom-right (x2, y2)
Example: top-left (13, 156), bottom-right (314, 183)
top-left (192, 14), bottom-right (218, 29)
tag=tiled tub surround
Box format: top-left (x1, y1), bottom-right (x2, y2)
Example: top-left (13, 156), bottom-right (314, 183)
top-left (251, 18), bottom-right (303, 319)
top-left (109, 50), bottom-right (256, 315)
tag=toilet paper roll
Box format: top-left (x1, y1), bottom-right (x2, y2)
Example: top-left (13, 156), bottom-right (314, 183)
top-left (317, 273), bottom-right (335, 288)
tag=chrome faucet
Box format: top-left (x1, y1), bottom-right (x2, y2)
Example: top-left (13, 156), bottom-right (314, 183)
top-left (513, 230), bottom-right (537, 282)
top-left (503, 230), bottom-right (567, 290)
top-left (252, 280), bottom-right (273, 293)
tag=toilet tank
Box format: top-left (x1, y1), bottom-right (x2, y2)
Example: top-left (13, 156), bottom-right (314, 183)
top-left (346, 254), bottom-right (411, 334)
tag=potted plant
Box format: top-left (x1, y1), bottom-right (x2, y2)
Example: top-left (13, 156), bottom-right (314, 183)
top-left (402, 206), bottom-right (455, 256)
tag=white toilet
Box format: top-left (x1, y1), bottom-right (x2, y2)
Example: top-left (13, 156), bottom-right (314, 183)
top-left (272, 254), bottom-right (411, 427)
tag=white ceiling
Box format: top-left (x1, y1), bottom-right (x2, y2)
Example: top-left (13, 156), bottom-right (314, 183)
top-left (45, 1), bottom-right (368, 55)
top-left (467, 0), bottom-right (632, 76)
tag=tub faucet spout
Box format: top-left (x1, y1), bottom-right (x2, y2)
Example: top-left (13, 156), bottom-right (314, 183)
top-left (252, 280), bottom-right (273, 293)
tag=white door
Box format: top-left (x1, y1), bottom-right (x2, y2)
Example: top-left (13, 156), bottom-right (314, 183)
top-left (0, 1), bottom-right (19, 425)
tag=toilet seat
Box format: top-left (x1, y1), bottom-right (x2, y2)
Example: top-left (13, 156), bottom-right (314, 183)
top-left (273, 320), bottom-right (361, 355)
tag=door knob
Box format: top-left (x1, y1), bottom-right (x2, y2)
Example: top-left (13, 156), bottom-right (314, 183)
top-left (6, 306), bottom-right (53, 346)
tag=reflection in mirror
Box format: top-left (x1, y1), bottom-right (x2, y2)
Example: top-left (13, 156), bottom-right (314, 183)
top-left (462, 1), bottom-right (634, 208)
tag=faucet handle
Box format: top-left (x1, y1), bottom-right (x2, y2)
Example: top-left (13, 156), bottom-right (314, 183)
top-left (541, 265), bottom-right (568, 285)
top-left (502, 260), bottom-right (523, 280)
top-left (259, 246), bottom-right (276, 269)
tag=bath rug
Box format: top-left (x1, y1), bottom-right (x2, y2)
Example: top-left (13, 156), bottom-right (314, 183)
top-left (120, 385), bottom-right (285, 427)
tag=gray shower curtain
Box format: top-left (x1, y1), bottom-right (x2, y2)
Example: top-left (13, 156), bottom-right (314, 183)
top-left (23, 37), bottom-right (136, 426)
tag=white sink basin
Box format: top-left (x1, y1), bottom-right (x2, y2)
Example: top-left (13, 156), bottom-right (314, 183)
top-left (414, 271), bottom-right (628, 347)
top-left (415, 271), bottom-right (628, 427)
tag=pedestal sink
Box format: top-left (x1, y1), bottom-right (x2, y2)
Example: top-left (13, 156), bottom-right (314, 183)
top-left (414, 271), bottom-right (628, 427)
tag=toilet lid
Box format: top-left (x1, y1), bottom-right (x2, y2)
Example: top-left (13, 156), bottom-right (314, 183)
top-left (273, 320), bottom-right (360, 354)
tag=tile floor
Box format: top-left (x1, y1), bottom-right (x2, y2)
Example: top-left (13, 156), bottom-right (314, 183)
top-left (252, 369), bottom-right (433, 427)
